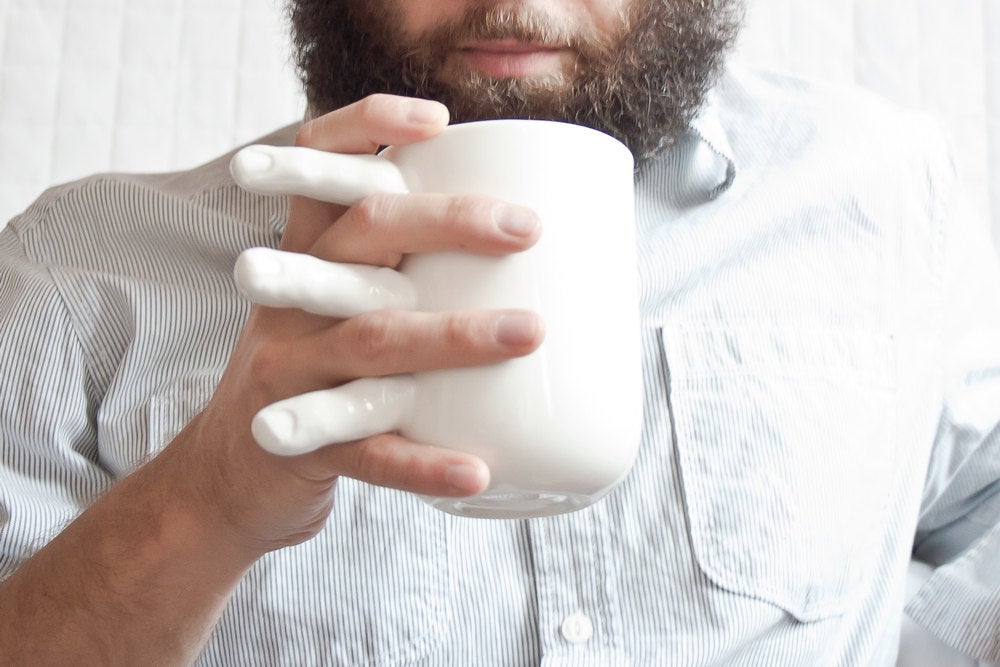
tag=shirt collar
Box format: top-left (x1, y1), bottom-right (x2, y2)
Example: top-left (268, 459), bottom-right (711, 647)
top-left (641, 92), bottom-right (737, 207)
top-left (687, 94), bottom-right (736, 198)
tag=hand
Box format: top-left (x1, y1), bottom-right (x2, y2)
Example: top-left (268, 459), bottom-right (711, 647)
top-left (165, 95), bottom-right (544, 558)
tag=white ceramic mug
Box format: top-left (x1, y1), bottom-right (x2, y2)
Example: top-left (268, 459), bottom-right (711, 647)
top-left (231, 119), bottom-right (643, 519)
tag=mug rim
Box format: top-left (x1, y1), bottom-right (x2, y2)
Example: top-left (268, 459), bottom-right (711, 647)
top-left (396, 117), bottom-right (635, 164)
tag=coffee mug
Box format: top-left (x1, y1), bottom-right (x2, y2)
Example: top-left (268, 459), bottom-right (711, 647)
top-left (230, 119), bottom-right (643, 519)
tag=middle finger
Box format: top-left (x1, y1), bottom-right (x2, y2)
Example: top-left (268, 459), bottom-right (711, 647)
top-left (310, 192), bottom-right (541, 266)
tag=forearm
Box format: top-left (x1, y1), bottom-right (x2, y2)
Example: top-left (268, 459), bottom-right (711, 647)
top-left (0, 434), bottom-right (257, 665)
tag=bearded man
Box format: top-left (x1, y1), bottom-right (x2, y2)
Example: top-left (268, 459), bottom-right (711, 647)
top-left (0, 1), bottom-right (998, 665)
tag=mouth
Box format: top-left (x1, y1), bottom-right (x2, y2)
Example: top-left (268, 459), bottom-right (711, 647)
top-left (456, 39), bottom-right (569, 78)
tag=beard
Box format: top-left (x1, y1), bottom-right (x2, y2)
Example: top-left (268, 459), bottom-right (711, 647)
top-left (290, 1), bottom-right (743, 159)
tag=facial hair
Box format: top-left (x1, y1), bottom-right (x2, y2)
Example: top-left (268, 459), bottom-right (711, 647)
top-left (290, 1), bottom-right (743, 159)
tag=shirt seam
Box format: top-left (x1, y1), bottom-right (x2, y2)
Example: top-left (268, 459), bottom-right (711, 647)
top-left (8, 209), bottom-right (101, 408)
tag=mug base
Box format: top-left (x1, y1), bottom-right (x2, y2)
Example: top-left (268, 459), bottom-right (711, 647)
top-left (421, 490), bottom-right (599, 519)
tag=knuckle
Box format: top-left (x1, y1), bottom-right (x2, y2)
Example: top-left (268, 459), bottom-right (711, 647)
top-left (353, 441), bottom-right (393, 484)
top-left (244, 342), bottom-right (288, 398)
top-left (356, 94), bottom-right (392, 125)
top-left (446, 195), bottom-right (494, 231)
top-left (246, 341), bottom-right (282, 379)
top-left (343, 195), bottom-right (404, 266)
top-left (293, 119), bottom-right (318, 147)
top-left (441, 312), bottom-right (481, 352)
top-left (351, 194), bottom-right (389, 234)
top-left (346, 311), bottom-right (400, 365)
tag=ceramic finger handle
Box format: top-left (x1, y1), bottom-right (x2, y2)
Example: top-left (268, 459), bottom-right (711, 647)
top-left (231, 146), bottom-right (422, 456)
top-left (230, 144), bottom-right (408, 204)
top-left (252, 377), bottom-right (417, 455)
top-left (235, 248), bottom-right (419, 455)
top-left (236, 248), bottom-right (420, 455)
top-left (234, 247), bottom-right (417, 318)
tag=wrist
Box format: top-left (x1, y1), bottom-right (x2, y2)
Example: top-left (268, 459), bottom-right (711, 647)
top-left (147, 418), bottom-right (268, 571)
top-left (0, 427), bottom-right (258, 663)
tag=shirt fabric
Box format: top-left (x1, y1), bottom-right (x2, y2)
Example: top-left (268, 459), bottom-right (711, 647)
top-left (2, 65), bottom-right (999, 666)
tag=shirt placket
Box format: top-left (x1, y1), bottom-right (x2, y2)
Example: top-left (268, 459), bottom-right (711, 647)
top-left (528, 500), bottom-right (625, 666)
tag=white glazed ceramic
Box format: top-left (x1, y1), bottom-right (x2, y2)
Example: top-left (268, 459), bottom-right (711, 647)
top-left (231, 119), bottom-right (643, 519)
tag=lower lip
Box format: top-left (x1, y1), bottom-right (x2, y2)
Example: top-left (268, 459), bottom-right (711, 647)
top-left (458, 48), bottom-right (566, 78)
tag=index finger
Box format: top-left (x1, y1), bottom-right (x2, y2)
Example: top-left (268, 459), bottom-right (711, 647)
top-left (295, 94), bottom-right (451, 154)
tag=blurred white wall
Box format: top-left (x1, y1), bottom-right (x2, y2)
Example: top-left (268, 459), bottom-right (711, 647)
top-left (735, 0), bottom-right (1000, 249)
top-left (0, 0), bottom-right (304, 227)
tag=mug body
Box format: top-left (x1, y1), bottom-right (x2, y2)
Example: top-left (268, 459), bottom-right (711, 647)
top-left (384, 120), bottom-right (642, 518)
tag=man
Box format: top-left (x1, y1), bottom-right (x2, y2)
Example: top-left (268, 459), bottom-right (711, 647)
top-left (0, 0), bottom-right (998, 664)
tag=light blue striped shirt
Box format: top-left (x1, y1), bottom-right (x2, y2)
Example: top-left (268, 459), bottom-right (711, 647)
top-left (2, 66), bottom-right (999, 665)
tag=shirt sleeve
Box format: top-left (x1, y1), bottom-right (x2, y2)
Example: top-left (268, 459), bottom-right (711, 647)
top-left (905, 141), bottom-right (1000, 663)
top-left (0, 222), bottom-right (112, 581)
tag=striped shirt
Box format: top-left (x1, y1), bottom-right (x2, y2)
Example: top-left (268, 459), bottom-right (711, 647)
top-left (2, 66), bottom-right (999, 666)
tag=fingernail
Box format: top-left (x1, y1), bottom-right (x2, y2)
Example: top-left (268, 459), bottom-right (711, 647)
top-left (494, 312), bottom-right (540, 346)
top-left (493, 205), bottom-right (539, 238)
top-left (407, 100), bottom-right (449, 126)
top-left (445, 461), bottom-right (488, 494)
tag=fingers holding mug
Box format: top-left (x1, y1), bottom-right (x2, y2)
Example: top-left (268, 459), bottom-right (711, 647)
top-left (328, 308), bottom-right (544, 379)
top-left (230, 95), bottom-right (451, 253)
top-left (309, 192), bottom-right (541, 267)
top-left (245, 308), bottom-right (543, 463)
top-left (295, 95), bottom-right (450, 155)
top-left (243, 307), bottom-right (544, 392)
top-left (311, 433), bottom-right (491, 497)
top-left (286, 95), bottom-right (450, 254)
top-left (229, 114), bottom-right (643, 520)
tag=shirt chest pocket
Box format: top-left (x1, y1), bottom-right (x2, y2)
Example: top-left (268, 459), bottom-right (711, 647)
top-left (662, 325), bottom-right (897, 622)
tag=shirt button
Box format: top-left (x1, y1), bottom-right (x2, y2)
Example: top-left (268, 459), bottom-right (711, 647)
top-left (560, 612), bottom-right (594, 644)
